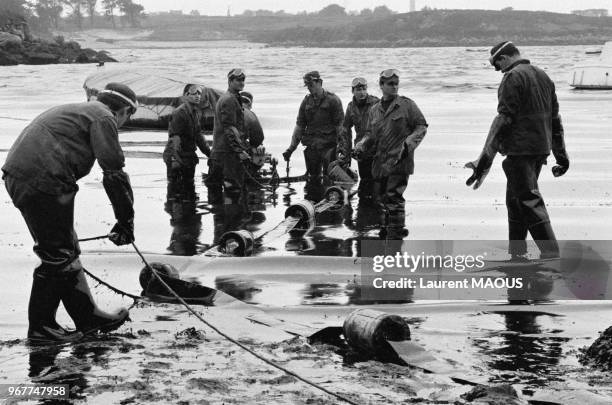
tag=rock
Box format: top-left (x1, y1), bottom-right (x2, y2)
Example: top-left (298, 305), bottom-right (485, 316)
top-left (580, 325), bottom-right (612, 371)
top-left (0, 32), bottom-right (22, 48)
top-left (0, 49), bottom-right (21, 65)
top-left (25, 51), bottom-right (59, 64)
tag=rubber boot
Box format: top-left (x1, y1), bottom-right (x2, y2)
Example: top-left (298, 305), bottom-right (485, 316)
top-left (529, 222), bottom-right (560, 259)
top-left (27, 271), bottom-right (83, 343)
top-left (508, 220), bottom-right (529, 261)
top-left (61, 269), bottom-right (130, 335)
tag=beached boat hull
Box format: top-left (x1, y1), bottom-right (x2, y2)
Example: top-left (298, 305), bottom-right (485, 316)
top-left (83, 68), bottom-right (223, 130)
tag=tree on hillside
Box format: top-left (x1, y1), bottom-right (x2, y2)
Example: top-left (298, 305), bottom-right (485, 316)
top-left (0, 0), bottom-right (30, 25)
top-left (85, 0), bottom-right (97, 26)
top-left (35, 0), bottom-right (64, 29)
top-left (118, 0), bottom-right (144, 27)
top-left (318, 4), bottom-right (346, 17)
top-left (372, 5), bottom-right (394, 17)
top-left (360, 8), bottom-right (373, 17)
top-left (102, 0), bottom-right (118, 28)
top-left (62, 0), bottom-right (86, 29)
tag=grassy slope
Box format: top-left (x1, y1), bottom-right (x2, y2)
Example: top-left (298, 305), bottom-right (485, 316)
top-left (140, 10), bottom-right (612, 47)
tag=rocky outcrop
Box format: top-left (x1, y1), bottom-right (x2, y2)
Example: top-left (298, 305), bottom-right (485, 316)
top-left (0, 35), bottom-right (117, 66)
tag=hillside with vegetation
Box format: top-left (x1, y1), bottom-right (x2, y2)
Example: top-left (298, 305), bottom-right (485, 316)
top-left (246, 9), bottom-right (612, 47)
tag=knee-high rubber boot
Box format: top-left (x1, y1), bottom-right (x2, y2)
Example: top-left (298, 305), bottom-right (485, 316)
top-left (27, 271), bottom-right (83, 343)
top-left (508, 220), bottom-right (529, 260)
top-left (529, 222), bottom-right (560, 259)
top-left (61, 270), bottom-right (129, 335)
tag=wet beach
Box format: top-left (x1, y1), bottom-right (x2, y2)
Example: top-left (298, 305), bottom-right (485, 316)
top-left (1, 43), bottom-right (612, 403)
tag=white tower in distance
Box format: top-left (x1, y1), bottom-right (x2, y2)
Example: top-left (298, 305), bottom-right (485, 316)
top-left (410, 0), bottom-right (416, 12)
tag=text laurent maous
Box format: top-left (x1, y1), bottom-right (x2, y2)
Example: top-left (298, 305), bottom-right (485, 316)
top-left (372, 277), bottom-right (524, 289)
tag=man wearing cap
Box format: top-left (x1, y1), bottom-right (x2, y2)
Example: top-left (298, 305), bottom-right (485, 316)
top-left (240, 91), bottom-right (265, 152)
top-left (2, 82), bottom-right (138, 342)
top-left (465, 41), bottom-right (569, 259)
top-left (163, 84), bottom-right (210, 202)
top-left (354, 69), bottom-right (428, 239)
top-left (342, 77), bottom-right (380, 201)
top-left (282, 71), bottom-right (344, 186)
top-left (210, 69), bottom-right (250, 204)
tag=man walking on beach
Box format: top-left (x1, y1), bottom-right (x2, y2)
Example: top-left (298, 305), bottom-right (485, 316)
top-left (163, 84), bottom-right (210, 202)
top-left (210, 68), bottom-right (251, 205)
top-left (2, 83), bottom-right (137, 342)
top-left (342, 77), bottom-right (379, 201)
top-left (282, 71), bottom-right (344, 189)
top-left (354, 69), bottom-right (428, 239)
top-left (465, 41), bottom-right (570, 259)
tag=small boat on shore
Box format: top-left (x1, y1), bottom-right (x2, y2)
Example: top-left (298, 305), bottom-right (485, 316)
top-left (569, 41), bottom-right (612, 89)
top-left (83, 68), bottom-right (223, 130)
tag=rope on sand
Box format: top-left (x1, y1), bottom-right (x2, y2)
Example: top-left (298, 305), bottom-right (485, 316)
top-left (130, 241), bottom-right (360, 405)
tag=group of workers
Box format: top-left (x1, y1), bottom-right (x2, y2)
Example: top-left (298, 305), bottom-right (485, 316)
top-left (2, 40), bottom-right (569, 343)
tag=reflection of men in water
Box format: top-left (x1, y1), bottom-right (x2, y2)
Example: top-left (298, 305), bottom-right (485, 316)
top-left (2, 83), bottom-right (135, 342)
top-left (210, 69), bottom-right (251, 205)
top-left (354, 69), bottom-right (428, 239)
top-left (165, 199), bottom-right (202, 256)
top-left (163, 84), bottom-right (210, 201)
top-left (282, 71), bottom-right (344, 186)
top-left (342, 77), bottom-right (379, 201)
top-left (465, 42), bottom-right (570, 259)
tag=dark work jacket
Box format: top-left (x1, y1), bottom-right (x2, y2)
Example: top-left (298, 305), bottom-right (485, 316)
top-left (2, 101), bottom-right (124, 195)
top-left (296, 90), bottom-right (344, 149)
top-left (364, 96), bottom-right (427, 178)
top-left (211, 90), bottom-right (247, 155)
top-left (244, 108), bottom-right (264, 148)
top-left (497, 59), bottom-right (559, 156)
top-left (343, 94), bottom-right (379, 158)
top-left (163, 103), bottom-right (206, 166)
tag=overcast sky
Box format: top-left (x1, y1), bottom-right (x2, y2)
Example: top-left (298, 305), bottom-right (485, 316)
top-left (136, 0), bottom-right (611, 15)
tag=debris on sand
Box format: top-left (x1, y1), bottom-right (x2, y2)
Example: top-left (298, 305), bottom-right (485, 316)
top-left (579, 325), bottom-right (612, 371)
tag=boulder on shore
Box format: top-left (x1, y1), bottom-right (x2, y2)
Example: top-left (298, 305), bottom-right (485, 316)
top-left (0, 35), bottom-right (117, 66)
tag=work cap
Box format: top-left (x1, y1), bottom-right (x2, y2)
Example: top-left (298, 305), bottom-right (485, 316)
top-left (303, 71), bottom-right (321, 85)
top-left (351, 77), bottom-right (367, 88)
top-left (100, 82), bottom-right (138, 113)
top-left (240, 91), bottom-right (253, 104)
top-left (228, 68), bottom-right (246, 79)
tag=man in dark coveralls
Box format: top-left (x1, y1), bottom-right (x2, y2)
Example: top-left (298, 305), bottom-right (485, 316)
top-left (465, 41), bottom-right (570, 259)
top-left (210, 68), bottom-right (251, 205)
top-left (354, 69), bottom-right (428, 239)
top-left (163, 84), bottom-right (211, 202)
top-left (2, 83), bottom-right (137, 342)
top-left (342, 77), bottom-right (379, 201)
top-left (282, 71), bottom-right (344, 187)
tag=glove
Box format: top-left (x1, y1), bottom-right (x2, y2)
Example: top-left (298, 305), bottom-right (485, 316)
top-left (352, 142), bottom-right (365, 161)
top-left (282, 149), bottom-right (293, 162)
top-left (552, 150), bottom-right (569, 177)
top-left (239, 151), bottom-right (251, 162)
top-left (109, 220), bottom-right (134, 246)
top-left (256, 145), bottom-right (265, 154)
top-left (171, 157), bottom-right (183, 170)
top-left (465, 153), bottom-right (494, 190)
top-left (102, 169), bottom-right (134, 225)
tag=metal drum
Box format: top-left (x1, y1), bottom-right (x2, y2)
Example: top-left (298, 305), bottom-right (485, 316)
top-left (218, 230), bottom-right (255, 256)
top-left (343, 309), bottom-right (411, 358)
top-left (139, 262), bottom-right (180, 290)
top-left (284, 200), bottom-right (316, 235)
top-left (324, 186), bottom-right (348, 210)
